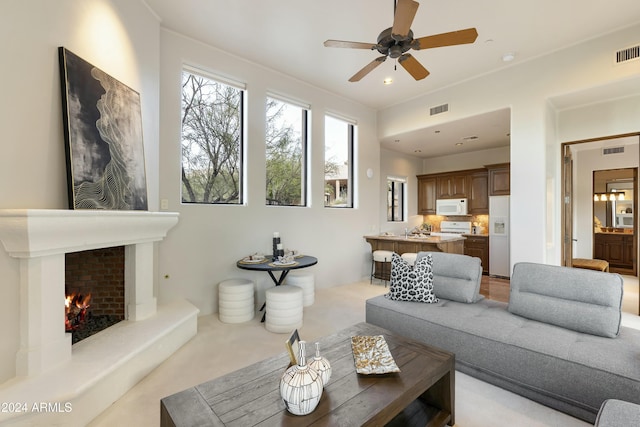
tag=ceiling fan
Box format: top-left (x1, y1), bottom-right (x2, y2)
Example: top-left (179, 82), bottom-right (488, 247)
top-left (324, 0), bottom-right (478, 82)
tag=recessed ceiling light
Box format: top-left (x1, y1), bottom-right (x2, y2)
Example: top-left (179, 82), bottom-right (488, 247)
top-left (414, 149), bottom-right (422, 153)
top-left (434, 130), bottom-right (441, 134)
top-left (462, 136), bottom-right (478, 141)
top-left (502, 52), bottom-right (516, 62)
top-left (383, 78), bottom-right (393, 85)
top-left (394, 139), bottom-right (400, 143)
top-left (455, 142), bottom-right (463, 146)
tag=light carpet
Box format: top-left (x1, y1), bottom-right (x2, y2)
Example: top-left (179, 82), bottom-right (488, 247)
top-left (90, 279), bottom-right (639, 427)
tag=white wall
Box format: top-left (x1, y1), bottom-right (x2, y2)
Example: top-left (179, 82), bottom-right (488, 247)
top-left (0, 0), bottom-right (159, 383)
top-left (156, 30), bottom-right (380, 315)
top-left (421, 146), bottom-right (510, 174)
top-left (379, 23), bottom-right (640, 269)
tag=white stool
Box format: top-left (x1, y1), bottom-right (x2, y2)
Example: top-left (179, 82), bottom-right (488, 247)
top-left (265, 285), bottom-right (303, 333)
top-left (286, 271), bottom-right (315, 306)
top-left (401, 252), bottom-right (418, 266)
top-left (218, 278), bottom-right (255, 323)
top-left (371, 250), bottom-right (393, 285)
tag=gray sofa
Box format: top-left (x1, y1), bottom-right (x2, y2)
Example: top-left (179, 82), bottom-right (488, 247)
top-left (365, 252), bottom-right (640, 423)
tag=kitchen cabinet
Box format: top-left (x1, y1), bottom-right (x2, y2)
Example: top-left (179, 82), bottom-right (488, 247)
top-left (469, 170), bottom-right (489, 214)
top-left (464, 235), bottom-right (489, 274)
top-left (594, 232), bottom-right (634, 272)
top-left (437, 174), bottom-right (468, 199)
top-left (487, 163), bottom-right (510, 196)
top-left (417, 176), bottom-right (437, 214)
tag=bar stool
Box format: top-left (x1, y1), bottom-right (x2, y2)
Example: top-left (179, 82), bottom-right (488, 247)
top-left (265, 285), bottom-right (303, 333)
top-left (218, 278), bottom-right (255, 323)
top-left (401, 252), bottom-right (418, 266)
top-left (371, 250), bottom-right (393, 285)
top-left (286, 271), bottom-right (315, 306)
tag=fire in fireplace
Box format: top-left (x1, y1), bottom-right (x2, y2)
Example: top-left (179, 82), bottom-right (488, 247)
top-left (65, 246), bottom-right (125, 344)
top-left (65, 292), bottom-right (91, 332)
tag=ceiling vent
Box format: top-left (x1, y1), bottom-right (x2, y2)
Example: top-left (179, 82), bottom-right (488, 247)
top-left (615, 44), bottom-right (639, 64)
top-left (602, 146), bottom-right (625, 155)
top-left (430, 103), bottom-right (449, 116)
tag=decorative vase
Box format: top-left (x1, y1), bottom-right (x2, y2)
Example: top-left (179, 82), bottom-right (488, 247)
top-left (279, 340), bottom-right (323, 415)
top-left (309, 342), bottom-right (332, 386)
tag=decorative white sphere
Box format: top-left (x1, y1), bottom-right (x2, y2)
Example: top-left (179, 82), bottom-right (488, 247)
top-left (279, 341), bottom-right (323, 416)
top-left (309, 342), bottom-right (332, 386)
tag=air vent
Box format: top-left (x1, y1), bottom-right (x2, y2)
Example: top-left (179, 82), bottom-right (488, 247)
top-left (430, 103), bottom-right (449, 116)
top-left (603, 146), bottom-right (625, 155)
top-left (615, 44), bottom-right (639, 64)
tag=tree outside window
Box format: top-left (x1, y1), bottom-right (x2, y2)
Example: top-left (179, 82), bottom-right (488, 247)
top-left (181, 68), bottom-right (244, 204)
top-left (324, 115), bottom-right (355, 208)
top-left (265, 97), bottom-right (308, 206)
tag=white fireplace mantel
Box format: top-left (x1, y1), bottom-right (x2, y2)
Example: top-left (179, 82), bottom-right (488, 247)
top-left (0, 209), bottom-right (198, 426)
top-left (0, 209), bottom-right (180, 377)
top-left (0, 209), bottom-right (179, 258)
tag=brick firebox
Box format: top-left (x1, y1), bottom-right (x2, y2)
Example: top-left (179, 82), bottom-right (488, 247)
top-left (65, 246), bottom-right (125, 320)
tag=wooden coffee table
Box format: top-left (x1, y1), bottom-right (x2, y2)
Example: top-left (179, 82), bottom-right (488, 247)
top-left (161, 322), bottom-right (454, 426)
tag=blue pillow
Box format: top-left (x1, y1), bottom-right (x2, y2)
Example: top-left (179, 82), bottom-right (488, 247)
top-left (386, 253), bottom-right (438, 303)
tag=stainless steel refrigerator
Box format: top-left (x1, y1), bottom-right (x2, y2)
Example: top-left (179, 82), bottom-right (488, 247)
top-left (489, 195), bottom-right (510, 277)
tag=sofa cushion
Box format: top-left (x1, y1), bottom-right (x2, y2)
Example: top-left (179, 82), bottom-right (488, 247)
top-left (595, 399), bottom-right (640, 427)
top-left (386, 253), bottom-right (438, 303)
top-left (416, 251), bottom-right (482, 303)
top-left (508, 262), bottom-right (623, 338)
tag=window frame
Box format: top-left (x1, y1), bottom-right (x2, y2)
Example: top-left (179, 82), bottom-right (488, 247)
top-left (387, 176), bottom-right (407, 222)
top-left (265, 94), bottom-right (310, 207)
top-left (324, 114), bottom-right (356, 208)
top-left (180, 65), bottom-right (246, 205)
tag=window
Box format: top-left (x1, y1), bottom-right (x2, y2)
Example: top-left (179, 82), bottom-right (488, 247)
top-left (387, 177), bottom-right (406, 221)
top-left (180, 67), bottom-right (244, 204)
top-left (265, 96), bottom-right (308, 206)
top-left (324, 115), bottom-right (355, 207)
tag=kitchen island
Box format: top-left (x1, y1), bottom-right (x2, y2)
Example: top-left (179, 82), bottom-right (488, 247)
top-left (364, 234), bottom-right (465, 255)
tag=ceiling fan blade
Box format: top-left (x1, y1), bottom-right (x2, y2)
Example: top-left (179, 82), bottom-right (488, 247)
top-left (392, 0), bottom-right (419, 38)
top-left (398, 54), bottom-right (429, 80)
top-left (349, 56), bottom-right (387, 82)
top-left (414, 28), bottom-right (478, 49)
top-left (324, 39), bottom-right (377, 49)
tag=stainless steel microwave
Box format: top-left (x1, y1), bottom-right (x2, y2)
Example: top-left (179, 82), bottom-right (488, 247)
top-left (436, 198), bottom-right (468, 216)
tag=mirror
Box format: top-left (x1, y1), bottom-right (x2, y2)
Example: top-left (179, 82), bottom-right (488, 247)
top-left (593, 168), bottom-right (635, 233)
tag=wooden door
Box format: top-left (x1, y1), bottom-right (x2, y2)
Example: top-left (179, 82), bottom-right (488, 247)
top-left (562, 145), bottom-right (573, 267)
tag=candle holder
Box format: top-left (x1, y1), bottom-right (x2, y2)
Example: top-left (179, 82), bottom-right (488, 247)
top-left (273, 234), bottom-right (281, 261)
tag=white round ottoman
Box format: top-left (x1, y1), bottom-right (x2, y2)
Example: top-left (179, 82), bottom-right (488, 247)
top-left (218, 278), bottom-right (255, 323)
top-left (286, 271), bottom-right (315, 306)
top-left (265, 285), bottom-right (303, 333)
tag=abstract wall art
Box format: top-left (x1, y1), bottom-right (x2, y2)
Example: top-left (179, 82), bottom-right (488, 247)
top-left (58, 47), bottom-right (148, 210)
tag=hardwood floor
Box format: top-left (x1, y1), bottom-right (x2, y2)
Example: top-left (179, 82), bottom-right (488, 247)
top-left (479, 275), bottom-right (510, 303)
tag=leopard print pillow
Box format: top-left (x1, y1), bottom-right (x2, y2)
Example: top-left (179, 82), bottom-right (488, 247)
top-left (386, 253), bottom-right (438, 303)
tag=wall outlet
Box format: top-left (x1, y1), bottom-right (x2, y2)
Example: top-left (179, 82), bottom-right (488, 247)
top-left (160, 199), bottom-right (169, 210)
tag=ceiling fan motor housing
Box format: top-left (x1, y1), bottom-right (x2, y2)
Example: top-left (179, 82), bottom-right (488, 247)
top-left (377, 27), bottom-right (413, 58)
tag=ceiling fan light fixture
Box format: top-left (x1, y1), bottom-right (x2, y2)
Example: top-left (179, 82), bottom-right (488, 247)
top-left (389, 44), bottom-right (403, 58)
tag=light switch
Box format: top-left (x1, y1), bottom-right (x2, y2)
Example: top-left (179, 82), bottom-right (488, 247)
top-left (161, 199), bottom-right (169, 210)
